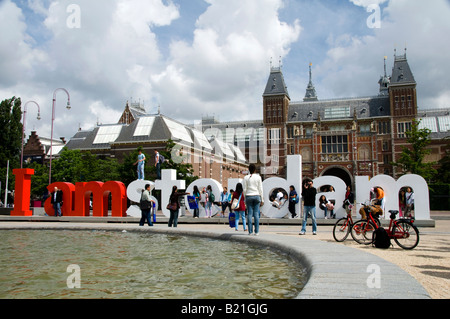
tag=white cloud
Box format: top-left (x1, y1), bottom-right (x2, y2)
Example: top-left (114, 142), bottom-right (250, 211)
top-left (349, 0), bottom-right (388, 8)
top-left (318, 0), bottom-right (450, 109)
top-left (151, 0), bottom-right (301, 120)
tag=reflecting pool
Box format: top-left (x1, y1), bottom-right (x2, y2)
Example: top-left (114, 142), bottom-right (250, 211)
top-left (0, 230), bottom-right (307, 299)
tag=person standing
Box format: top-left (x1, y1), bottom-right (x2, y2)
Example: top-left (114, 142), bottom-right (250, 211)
top-left (192, 186), bottom-right (201, 218)
top-left (220, 187), bottom-right (230, 218)
top-left (231, 183), bottom-right (247, 232)
top-left (168, 186), bottom-right (189, 228)
top-left (134, 149), bottom-right (146, 180)
top-left (154, 150), bottom-right (161, 180)
top-left (139, 184), bottom-right (153, 227)
top-left (288, 185), bottom-right (298, 218)
top-left (243, 164), bottom-right (264, 236)
top-left (50, 187), bottom-right (63, 217)
top-left (343, 185), bottom-right (355, 216)
top-left (205, 185), bottom-right (213, 218)
top-left (300, 180), bottom-right (317, 235)
top-left (405, 187), bottom-right (415, 218)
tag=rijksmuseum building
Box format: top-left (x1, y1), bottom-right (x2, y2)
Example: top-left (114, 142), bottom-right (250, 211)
top-left (30, 50), bottom-right (448, 187)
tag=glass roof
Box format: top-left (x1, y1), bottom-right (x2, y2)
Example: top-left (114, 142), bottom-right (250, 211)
top-left (134, 116), bottom-right (155, 137)
top-left (93, 125), bottom-right (123, 144)
top-left (163, 118), bottom-right (193, 144)
top-left (419, 117), bottom-right (438, 133)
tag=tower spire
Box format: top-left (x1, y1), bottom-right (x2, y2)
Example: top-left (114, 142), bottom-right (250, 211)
top-left (378, 56), bottom-right (390, 96)
top-left (304, 62), bottom-right (318, 102)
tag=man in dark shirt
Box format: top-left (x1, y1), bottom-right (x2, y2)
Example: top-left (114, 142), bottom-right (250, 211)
top-left (300, 180), bottom-right (317, 235)
top-left (50, 187), bottom-right (63, 217)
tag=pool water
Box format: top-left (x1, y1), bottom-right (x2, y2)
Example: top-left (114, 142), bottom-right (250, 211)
top-left (0, 230), bottom-right (306, 299)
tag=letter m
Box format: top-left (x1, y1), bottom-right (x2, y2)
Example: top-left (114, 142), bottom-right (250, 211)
top-left (74, 181), bottom-right (127, 217)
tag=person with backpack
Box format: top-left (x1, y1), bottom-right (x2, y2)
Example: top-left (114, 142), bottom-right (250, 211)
top-left (231, 183), bottom-right (246, 231)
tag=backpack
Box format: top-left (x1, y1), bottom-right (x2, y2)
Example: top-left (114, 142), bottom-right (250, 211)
top-left (372, 227), bottom-right (391, 249)
top-left (159, 154), bottom-right (165, 164)
top-left (209, 192), bottom-right (215, 203)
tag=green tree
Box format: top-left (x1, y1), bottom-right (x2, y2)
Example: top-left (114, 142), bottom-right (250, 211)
top-left (51, 148), bottom-right (120, 184)
top-left (161, 139), bottom-right (198, 186)
top-left (436, 137), bottom-right (450, 184)
top-left (392, 120), bottom-right (437, 182)
top-left (0, 97), bottom-right (23, 192)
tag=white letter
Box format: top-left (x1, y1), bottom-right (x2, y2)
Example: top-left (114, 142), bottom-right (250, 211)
top-left (367, 4), bottom-right (381, 29)
top-left (67, 264), bottom-right (81, 289)
top-left (367, 264), bottom-right (381, 289)
top-left (66, 4), bottom-right (81, 29)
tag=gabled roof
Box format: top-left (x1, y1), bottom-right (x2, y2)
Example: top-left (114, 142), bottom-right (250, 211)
top-left (390, 53), bottom-right (416, 86)
top-left (288, 96), bottom-right (391, 122)
top-left (263, 67), bottom-right (290, 99)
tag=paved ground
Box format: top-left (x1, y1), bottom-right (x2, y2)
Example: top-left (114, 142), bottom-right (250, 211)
top-left (2, 215), bottom-right (449, 299)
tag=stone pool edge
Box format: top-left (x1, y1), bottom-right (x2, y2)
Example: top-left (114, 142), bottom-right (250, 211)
top-left (0, 222), bottom-right (430, 299)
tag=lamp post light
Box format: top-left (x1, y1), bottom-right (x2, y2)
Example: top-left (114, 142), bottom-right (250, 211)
top-left (49, 88), bottom-right (71, 185)
top-left (21, 101), bottom-right (41, 168)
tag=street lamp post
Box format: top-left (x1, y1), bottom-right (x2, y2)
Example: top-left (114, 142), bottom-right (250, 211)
top-left (49, 88), bottom-right (71, 185)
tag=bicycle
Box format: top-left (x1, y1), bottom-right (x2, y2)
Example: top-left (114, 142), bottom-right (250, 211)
top-left (333, 213), bottom-right (354, 242)
top-left (351, 204), bottom-right (419, 250)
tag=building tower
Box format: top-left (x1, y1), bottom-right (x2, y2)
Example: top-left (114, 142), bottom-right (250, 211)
top-left (304, 63), bottom-right (318, 102)
top-left (389, 49), bottom-right (417, 118)
top-left (378, 56), bottom-right (390, 96)
top-left (263, 63), bottom-right (290, 177)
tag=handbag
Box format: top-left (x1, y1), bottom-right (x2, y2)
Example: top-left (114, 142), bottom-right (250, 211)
top-left (140, 192), bottom-right (151, 210)
top-left (167, 202), bottom-right (178, 211)
top-left (231, 194), bottom-right (242, 210)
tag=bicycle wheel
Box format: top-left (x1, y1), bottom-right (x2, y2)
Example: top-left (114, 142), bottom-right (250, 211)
top-left (333, 218), bottom-right (351, 242)
top-left (393, 220), bottom-right (420, 250)
top-left (351, 220), bottom-right (377, 245)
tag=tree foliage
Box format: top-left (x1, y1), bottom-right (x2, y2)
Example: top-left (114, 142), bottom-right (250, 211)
top-left (393, 120), bottom-right (437, 181)
top-left (436, 136), bottom-right (450, 184)
top-left (0, 97), bottom-right (23, 195)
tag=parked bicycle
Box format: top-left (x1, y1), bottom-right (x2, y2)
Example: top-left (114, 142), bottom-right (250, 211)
top-left (333, 213), bottom-right (354, 242)
top-left (333, 202), bottom-right (380, 242)
top-left (351, 202), bottom-right (419, 250)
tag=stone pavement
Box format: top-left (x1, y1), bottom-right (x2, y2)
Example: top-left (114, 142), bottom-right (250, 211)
top-left (0, 218), bottom-right (434, 299)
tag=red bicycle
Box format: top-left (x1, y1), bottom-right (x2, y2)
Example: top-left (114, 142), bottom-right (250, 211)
top-left (351, 204), bottom-right (419, 250)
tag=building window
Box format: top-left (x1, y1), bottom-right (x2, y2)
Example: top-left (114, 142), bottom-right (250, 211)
top-left (269, 128), bottom-right (281, 145)
top-left (359, 124), bottom-right (371, 136)
top-left (398, 122), bottom-right (412, 138)
top-left (378, 121), bottom-right (391, 135)
top-left (321, 135), bottom-right (348, 154)
top-left (324, 107), bottom-right (351, 119)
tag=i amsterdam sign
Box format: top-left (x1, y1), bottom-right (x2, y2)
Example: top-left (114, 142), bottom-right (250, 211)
top-left (11, 156), bottom-right (431, 221)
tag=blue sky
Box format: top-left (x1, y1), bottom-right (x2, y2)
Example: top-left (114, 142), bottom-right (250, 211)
top-left (1, 0), bottom-right (449, 140)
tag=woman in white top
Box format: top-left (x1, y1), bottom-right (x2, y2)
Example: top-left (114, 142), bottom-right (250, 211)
top-left (243, 164), bottom-right (264, 235)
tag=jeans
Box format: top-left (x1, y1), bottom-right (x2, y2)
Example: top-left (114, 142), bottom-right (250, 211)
top-left (168, 209), bottom-right (179, 227)
top-left (205, 201), bottom-right (212, 217)
top-left (302, 206), bottom-right (317, 233)
top-left (53, 203), bottom-right (62, 217)
top-left (235, 211), bottom-right (247, 231)
top-left (140, 209), bottom-right (153, 226)
top-left (246, 195), bottom-right (261, 234)
top-left (156, 163), bottom-right (161, 180)
top-left (137, 163), bottom-right (145, 180)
